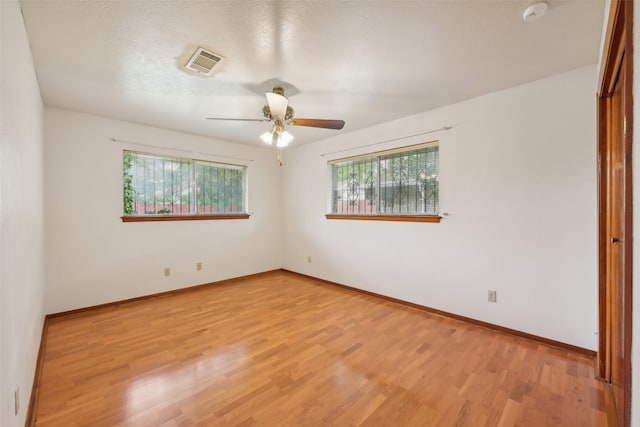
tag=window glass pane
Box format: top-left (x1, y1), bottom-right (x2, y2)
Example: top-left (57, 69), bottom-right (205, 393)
top-left (330, 143), bottom-right (438, 216)
top-left (195, 162), bottom-right (245, 213)
top-left (126, 154), bottom-right (191, 215)
top-left (331, 157), bottom-right (378, 214)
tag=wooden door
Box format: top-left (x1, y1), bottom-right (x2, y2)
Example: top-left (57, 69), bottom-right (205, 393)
top-left (597, 1), bottom-right (632, 426)
top-left (608, 51), bottom-right (627, 426)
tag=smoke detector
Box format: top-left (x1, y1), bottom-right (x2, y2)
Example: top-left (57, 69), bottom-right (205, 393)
top-left (522, 2), bottom-right (548, 22)
top-left (185, 47), bottom-right (224, 76)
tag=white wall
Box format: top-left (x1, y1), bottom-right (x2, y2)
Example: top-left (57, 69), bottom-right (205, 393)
top-left (0, 1), bottom-right (46, 426)
top-left (44, 108), bottom-right (283, 313)
top-left (283, 65), bottom-right (598, 350)
top-left (596, 0), bottom-right (612, 85)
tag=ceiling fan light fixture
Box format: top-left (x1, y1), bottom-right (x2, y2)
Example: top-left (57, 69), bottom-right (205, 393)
top-left (277, 130), bottom-right (294, 147)
top-left (260, 131), bottom-right (273, 145)
top-left (265, 91), bottom-right (289, 119)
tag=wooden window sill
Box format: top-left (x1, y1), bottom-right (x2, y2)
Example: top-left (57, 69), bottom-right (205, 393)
top-left (325, 214), bottom-right (441, 223)
top-left (122, 214), bottom-right (250, 222)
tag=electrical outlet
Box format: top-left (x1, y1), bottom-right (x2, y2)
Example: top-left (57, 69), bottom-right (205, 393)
top-left (14, 387), bottom-right (19, 416)
top-left (307, 256), bottom-right (312, 263)
top-left (164, 267), bottom-right (171, 277)
top-left (488, 290), bottom-right (497, 303)
top-left (196, 262), bottom-right (202, 271)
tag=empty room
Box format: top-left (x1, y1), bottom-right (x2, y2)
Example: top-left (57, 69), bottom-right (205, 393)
top-left (1, 0), bottom-right (637, 426)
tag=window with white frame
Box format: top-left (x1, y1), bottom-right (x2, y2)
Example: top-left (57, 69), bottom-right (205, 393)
top-left (329, 142), bottom-right (439, 216)
top-left (123, 150), bottom-right (247, 218)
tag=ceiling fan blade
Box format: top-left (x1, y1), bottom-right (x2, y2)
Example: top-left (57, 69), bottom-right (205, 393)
top-left (289, 118), bottom-right (345, 130)
top-left (265, 91), bottom-right (288, 119)
top-left (205, 118), bottom-right (267, 122)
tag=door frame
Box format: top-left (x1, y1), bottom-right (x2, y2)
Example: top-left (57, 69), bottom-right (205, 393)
top-left (597, 1), bottom-right (633, 426)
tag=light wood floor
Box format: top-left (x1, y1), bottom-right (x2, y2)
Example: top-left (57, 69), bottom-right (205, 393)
top-left (33, 270), bottom-right (616, 426)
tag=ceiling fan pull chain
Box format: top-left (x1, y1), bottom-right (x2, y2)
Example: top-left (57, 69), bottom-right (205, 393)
top-left (277, 148), bottom-right (283, 166)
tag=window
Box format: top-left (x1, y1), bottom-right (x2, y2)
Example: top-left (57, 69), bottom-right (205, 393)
top-left (122, 150), bottom-right (248, 221)
top-left (328, 142), bottom-right (439, 221)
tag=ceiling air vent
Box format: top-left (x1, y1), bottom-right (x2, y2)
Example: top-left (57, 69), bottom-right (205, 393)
top-left (185, 47), bottom-right (224, 76)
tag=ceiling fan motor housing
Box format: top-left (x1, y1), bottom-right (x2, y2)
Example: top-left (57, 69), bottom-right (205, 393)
top-left (262, 105), bottom-right (271, 120)
top-left (263, 105), bottom-right (294, 121)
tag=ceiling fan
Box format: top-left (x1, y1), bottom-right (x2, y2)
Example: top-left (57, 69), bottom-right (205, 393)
top-left (206, 87), bottom-right (345, 148)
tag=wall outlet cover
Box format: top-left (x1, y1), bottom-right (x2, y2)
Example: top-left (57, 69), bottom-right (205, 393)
top-left (488, 290), bottom-right (497, 303)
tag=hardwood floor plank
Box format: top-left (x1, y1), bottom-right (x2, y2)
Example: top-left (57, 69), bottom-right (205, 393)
top-left (32, 271), bottom-right (615, 426)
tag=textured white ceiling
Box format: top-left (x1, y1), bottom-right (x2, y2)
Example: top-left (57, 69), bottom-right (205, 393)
top-left (20, 0), bottom-right (604, 147)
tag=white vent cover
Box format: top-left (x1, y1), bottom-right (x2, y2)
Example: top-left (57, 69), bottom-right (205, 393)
top-left (185, 47), bottom-right (224, 76)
